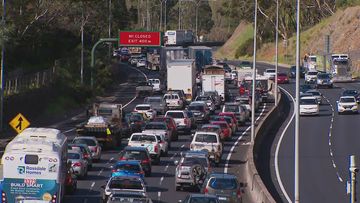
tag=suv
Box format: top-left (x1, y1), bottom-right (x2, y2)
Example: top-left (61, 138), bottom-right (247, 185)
top-left (174, 150), bottom-right (211, 191)
top-left (202, 173), bottom-right (242, 203)
top-left (222, 103), bottom-right (247, 125)
top-left (133, 104), bottom-right (157, 120)
top-left (128, 133), bottom-right (161, 165)
top-left (144, 96), bottom-right (167, 115)
top-left (102, 176), bottom-right (146, 203)
top-left (337, 96), bottom-right (358, 114)
top-left (163, 93), bottom-right (184, 110)
top-left (195, 95), bottom-right (216, 112)
top-left (188, 101), bottom-right (210, 123)
top-left (72, 136), bottom-right (102, 161)
top-left (190, 131), bottom-right (222, 166)
top-left (316, 73), bottom-right (333, 88)
top-left (305, 70), bottom-right (318, 84)
top-left (165, 110), bottom-right (192, 134)
top-left (264, 69), bottom-right (276, 80)
top-left (118, 146), bottom-right (152, 176)
top-left (148, 78), bottom-right (163, 92)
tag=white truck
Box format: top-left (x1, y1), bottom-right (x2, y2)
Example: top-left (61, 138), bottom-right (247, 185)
top-left (331, 53), bottom-right (352, 82)
top-left (202, 65), bottom-right (225, 101)
top-left (164, 30), bottom-right (195, 46)
top-left (128, 133), bottom-right (161, 164)
top-left (167, 59), bottom-right (197, 102)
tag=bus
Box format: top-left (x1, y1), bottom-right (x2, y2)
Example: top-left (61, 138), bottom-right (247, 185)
top-left (1, 128), bottom-right (67, 203)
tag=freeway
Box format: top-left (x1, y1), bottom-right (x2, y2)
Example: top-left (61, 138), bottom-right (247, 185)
top-left (47, 62), bottom-right (275, 203)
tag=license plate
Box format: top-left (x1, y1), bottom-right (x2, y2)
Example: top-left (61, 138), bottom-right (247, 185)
top-left (218, 197), bottom-right (227, 201)
top-left (209, 155), bottom-right (215, 159)
top-left (181, 175), bottom-right (189, 179)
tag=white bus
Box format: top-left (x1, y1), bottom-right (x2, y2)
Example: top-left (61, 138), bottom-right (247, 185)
top-left (1, 128), bottom-right (67, 203)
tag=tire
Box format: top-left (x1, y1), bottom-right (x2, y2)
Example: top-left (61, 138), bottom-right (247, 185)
top-left (175, 185), bottom-right (181, 191)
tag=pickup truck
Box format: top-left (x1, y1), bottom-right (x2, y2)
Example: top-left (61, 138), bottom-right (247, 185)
top-left (142, 122), bottom-right (172, 147)
top-left (190, 131), bottom-right (222, 166)
top-left (165, 110), bottom-right (192, 134)
top-left (128, 133), bottom-right (161, 164)
top-left (163, 93), bottom-right (184, 110)
top-left (136, 81), bottom-right (154, 96)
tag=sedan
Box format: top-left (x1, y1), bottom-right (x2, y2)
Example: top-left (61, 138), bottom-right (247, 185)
top-left (300, 96), bottom-right (319, 116)
top-left (67, 150), bottom-right (88, 178)
top-left (102, 176), bottom-right (146, 203)
top-left (337, 96), bottom-right (359, 114)
top-left (72, 136), bottom-right (102, 161)
top-left (110, 160), bottom-right (145, 181)
top-left (277, 73), bottom-right (290, 84)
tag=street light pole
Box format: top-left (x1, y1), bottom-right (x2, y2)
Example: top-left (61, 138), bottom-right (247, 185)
top-left (0, 0), bottom-right (6, 132)
top-left (147, 0), bottom-right (150, 31)
top-left (80, 2), bottom-right (84, 85)
top-left (295, 0), bottom-right (301, 202)
top-left (274, 0), bottom-right (279, 104)
top-left (178, 0), bottom-right (181, 30)
top-left (164, 0), bottom-right (167, 30)
top-left (159, 0), bottom-right (163, 31)
top-left (251, 0), bottom-right (257, 144)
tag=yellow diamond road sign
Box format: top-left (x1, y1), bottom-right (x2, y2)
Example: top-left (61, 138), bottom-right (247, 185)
top-left (9, 113), bottom-right (30, 134)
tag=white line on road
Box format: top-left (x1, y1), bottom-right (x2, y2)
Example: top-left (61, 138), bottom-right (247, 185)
top-left (160, 176), bottom-right (164, 185)
top-left (157, 192), bottom-right (161, 201)
top-left (63, 128), bottom-right (75, 134)
top-left (89, 182), bottom-right (95, 191)
top-left (98, 168), bottom-right (104, 176)
top-left (121, 67), bottom-right (148, 109)
top-left (275, 87), bottom-right (295, 203)
top-left (181, 144), bottom-right (185, 148)
top-left (165, 164), bottom-right (169, 172)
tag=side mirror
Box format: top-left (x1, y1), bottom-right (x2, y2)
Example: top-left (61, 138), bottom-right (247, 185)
top-left (174, 160), bottom-right (179, 166)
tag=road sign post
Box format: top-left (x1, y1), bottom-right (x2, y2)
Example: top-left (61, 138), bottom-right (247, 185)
top-left (9, 113), bottom-right (30, 134)
top-left (349, 155), bottom-right (358, 203)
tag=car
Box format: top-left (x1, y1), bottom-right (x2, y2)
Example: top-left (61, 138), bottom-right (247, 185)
top-left (106, 192), bottom-right (153, 203)
top-left (188, 101), bottom-right (210, 123)
top-left (136, 59), bottom-right (147, 68)
top-left (124, 113), bottom-right (146, 135)
top-left (218, 112), bottom-right (238, 128)
top-left (190, 131), bottom-right (222, 166)
top-left (118, 146), bottom-right (152, 177)
top-left (210, 121), bottom-right (232, 141)
top-left (165, 110), bottom-right (192, 134)
top-left (110, 161), bottom-right (145, 181)
top-left (178, 194), bottom-right (220, 203)
top-left (148, 78), bottom-right (163, 92)
top-left (129, 55), bottom-right (142, 66)
top-left (203, 91), bottom-right (222, 107)
top-left (156, 134), bottom-right (169, 156)
top-left (195, 95), bottom-right (216, 112)
top-left (341, 89), bottom-right (360, 103)
top-left (288, 65), bottom-right (305, 78)
top-left (134, 104), bottom-right (157, 120)
top-left (102, 176), bottom-right (146, 203)
top-left (67, 150), bottom-right (88, 178)
top-left (175, 151), bottom-right (211, 191)
top-left (144, 96), bottom-right (167, 115)
top-left (316, 73), bottom-right (333, 88)
top-left (199, 124), bottom-right (224, 141)
top-left (128, 133), bottom-right (161, 165)
top-left (337, 96), bottom-right (359, 114)
top-left (65, 167), bottom-right (77, 194)
top-left (201, 173), bottom-right (242, 203)
top-left (185, 110), bottom-right (197, 130)
top-left (300, 84), bottom-right (314, 94)
top-left (264, 69), bottom-right (276, 80)
top-left (277, 72), bottom-right (290, 84)
top-left (306, 90), bottom-right (322, 104)
top-left (68, 143), bottom-right (93, 169)
top-left (222, 103), bottom-right (247, 125)
top-left (163, 93), bottom-right (184, 110)
top-left (210, 115), bottom-right (237, 134)
top-left (167, 90), bottom-right (187, 104)
top-left (300, 96), bottom-right (319, 116)
top-left (153, 116), bottom-right (178, 141)
top-left (72, 136), bottom-right (102, 161)
top-left (305, 70), bottom-right (318, 84)
top-left (142, 121), bottom-right (171, 145)
top-left (235, 95), bottom-right (251, 114)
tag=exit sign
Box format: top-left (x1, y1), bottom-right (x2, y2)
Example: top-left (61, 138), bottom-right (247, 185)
top-left (119, 31), bottom-right (161, 47)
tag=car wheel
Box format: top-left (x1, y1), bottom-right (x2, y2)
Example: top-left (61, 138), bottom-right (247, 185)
top-left (175, 185), bottom-right (182, 191)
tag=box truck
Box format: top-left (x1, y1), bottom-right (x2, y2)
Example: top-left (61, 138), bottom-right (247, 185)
top-left (187, 46), bottom-right (213, 71)
top-left (165, 30), bottom-right (195, 46)
top-left (202, 65), bottom-right (225, 101)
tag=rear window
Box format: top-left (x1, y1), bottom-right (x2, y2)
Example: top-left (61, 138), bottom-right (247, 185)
top-left (166, 112), bottom-right (184, 118)
top-left (68, 153), bottom-right (81, 159)
top-left (224, 105), bottom-right (239, 112)
top-left (131, 134), bottom-right (156, 142)
top-left (195, 134), bottom-right (217, 143)
top-left (189, 105), bottom-right (205, 111)
top-left (266, 69), bottom-right (275, 73)
top-left (136, 106), bottom-right (151, 111)
top-left (115, 164), bottom-right (141, 172)
top-left (300, 98), bottom-right (318, 105)
top-left (208, 178), bottom-right (238, 190)
top-left (182, 157), bottom-right (208, 166)
top-left (307, 71), bottom-right (317, 75)
top-left (164, 94), bottom-right (179, 100)
top-left (121, 150), bottom-right (147, 160)
top-left (109, 179), bottom-right (143, 190)
top-left (196, 97), bottom-right (210, 101)
top-left (145, 123), bottom-right (166, 130)
top-left (73, 139), bottom-right (96, 146)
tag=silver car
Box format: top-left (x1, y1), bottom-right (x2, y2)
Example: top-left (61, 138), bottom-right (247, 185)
top-left (72, 136), bottom-right (102, 161)
top-left (222, 103), bottom-right (247, 125)
top-left (67, 150), bottom-right (88, 178)
top-left (144, 96), bottom-right (167, 115)
top-left (102, 176), bottom-right (146, 203)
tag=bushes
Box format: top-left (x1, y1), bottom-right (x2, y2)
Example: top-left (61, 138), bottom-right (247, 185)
top-left (235, 38), bottom-right (254, 58)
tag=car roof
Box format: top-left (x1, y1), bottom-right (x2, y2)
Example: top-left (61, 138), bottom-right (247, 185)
top-left (202, 124), bottom-right (220, 128)
top-left (146, 121), bottom-right (166, 125)
top-left (110, 175), bottom-right (143, 181)
top-left (301, 96), bottom-right (317, 100)
top-left (73, 136), bottom-right (97, 140)
top-left (211, 121), bottom-right (227, 124)
top-left (195, 131), bottom-right (219, 135)
top-left (340, 96), bottom-right (356, 99)
top-left (190, 101), bottom-right (206, 105)
top-left (68, 150), bottom-right (81, 155)
top-left (136, 104), bottom-right (151, 107)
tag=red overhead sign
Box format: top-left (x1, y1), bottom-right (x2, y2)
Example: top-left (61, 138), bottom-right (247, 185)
top-left (119, 31), bottom-right (161, 47)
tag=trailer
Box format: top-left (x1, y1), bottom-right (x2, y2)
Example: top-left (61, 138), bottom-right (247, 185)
top-left (187, 46), bottom-right (213, 71)
top-left (331, 53), bottom-right (352, 82)
top-left (202, 65), bottom-right (225, 101)
top-left (164, 30), bottom-right (195, 46)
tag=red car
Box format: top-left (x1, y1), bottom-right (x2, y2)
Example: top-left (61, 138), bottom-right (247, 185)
top-left (210, 121), bottom-right (232, 140)
top-left (153, 116), bottom-right (178, 141)
top-left (218, 112), bottom-right (238, 127)
top-left (65, 168), bottom-right (77, 194)
top-left (277, 73), bottom-right (290, 84)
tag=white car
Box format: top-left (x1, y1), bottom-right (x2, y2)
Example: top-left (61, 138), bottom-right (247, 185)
top-left (142, 121), bottom-right (172, 145)
top-left (155, 134), bottom-right (169, 156)
top-left (264, 69), bottom-right (276, 80)
top-left (134, 104), bottom-right (157, 120)
top-left (72, 136), bottom-right (102, 161)
top-left (337, 96), bottom-right (358, 114)
top-left (136, 59), bottom-right (147, 68)
top-left (163, 93), bottom-right (184, 110)
top-left (165, 110), bottom-right (192, 134)
top-left (128, 133), bottom-right (161, 164)
top-left (306, 90), bottom-right (322, 104)
top-left (148, 78), bottom-right (162, 92)
top-left (190, 131), bottom-right (222, 166)
top-left (300, 96), bottom-right (319, 116)
top-left (305, 70), bottom-right (318, 84)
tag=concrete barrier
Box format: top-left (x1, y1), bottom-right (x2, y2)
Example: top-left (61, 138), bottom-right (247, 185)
top-left (242, 89), bottom-right (287, 203)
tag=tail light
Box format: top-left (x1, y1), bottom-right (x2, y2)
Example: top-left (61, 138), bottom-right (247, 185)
top-left (119, 157), bottom-right (127, 161)
top-left (2, 191), bottom-right (7, 203)
top-left (112, 169), bottom-right (117, 173)
top-left (51, 194), bottom-right (57, 203)
top-left (142, 158), bottom-right (150, 164)
top-left (177, 100), bottom-right (181, 105)
top-left (83, 153), bottom-right (90, 159)
top-left (72, 162), bottom-right (82, 167)
top-left (66, 176), bottom-right (72, 184)
top-left (139, 171), bottom-right (145, 175)
top-left (204, 187), bottom-right (209, 194)
top-left (154, 145), bottom-right (159, 153)
top-left (94, 147), bottom-right (98, 153)
top-left (237, 189), bottom-right (242, 198)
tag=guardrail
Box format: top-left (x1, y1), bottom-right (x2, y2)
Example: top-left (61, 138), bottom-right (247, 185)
top-left (4, 67), bottom-right (56, 97)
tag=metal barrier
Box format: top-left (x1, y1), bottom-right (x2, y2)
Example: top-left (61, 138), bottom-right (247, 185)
top-left (4, 67), bottom-right (56, 97)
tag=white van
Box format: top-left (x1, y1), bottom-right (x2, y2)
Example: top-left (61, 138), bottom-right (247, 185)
top-left (148, 78), bottom-right (162, 92)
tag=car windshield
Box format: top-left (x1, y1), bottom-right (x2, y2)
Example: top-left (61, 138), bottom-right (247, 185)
top-left (196, 97), bottom-right (210, 101)
top-left (307, 72), bottom-right (317, 75)
top-left (166, 112), bottom-right (184, 118)
top-left (340, 97), bottom-right (356, 103)
top-left (115, 164), bottom-right (141, 172)
top-left (195, 134), bottom-right (217, 143)
top-left (126, 114), bottom-right (142, 122)
top-left (201, 126), bottom-right (220, 132)
top-left (121, 150), bottom-right (147, 160)
top-left (182, 157), bottom-right (208, 166)
top-left (209, 178), bottom-right (238, 190)
top-left (317, 74), bottom-right (331, 79)
top-left (189, 197), bottom-right (218, 203)
top-left (109, 179), bottom-right (143, 190)
top-left (144, 123), bottom-right (166, 130)
top-left (73, 139), bottom-right (96, 146)
top-left (343, 90), bottom-right (358, 96)
top-left (68, 153), bottom-right (80, 159)
top-left (266, 69), bottom-right (275, 73)
top-left (136, 106), bottom-right (151, 111)
top-left (131, 135), bottom-right (156, 142)
top-left (308, 91), bottom-right (320, 96)
top-left (300, 99), bottom-right (318, 105)
top-left (189, 105), bottom-right (205, 111)
top-left (224, 105), bottom-right (239, 112)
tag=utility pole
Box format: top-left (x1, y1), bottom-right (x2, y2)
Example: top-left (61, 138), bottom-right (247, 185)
top-left (159, 0), bottom-right (163, 31)
top-left (164, 0), bottom-right (167, 30)
top-left (80, 2), bottom-right (84, 85)
top-left (0, 0), bottom-right (6, 132)
top-left (349, 155), bottom-right (358, 203)
top-left (108, 0), bottom-right (112, 62)
top-left (295, 0), bottom-right (301, 202)
top-left (195, 0), bottom-right (201, 40)
top-left (251, 0), bottom-right (257, 144)
top-left (178, 0), bottom-right (181, 30)
top-left (274, 0), bottom-right (279, 104)
top-left (146, 0), bottom-right (150, 31)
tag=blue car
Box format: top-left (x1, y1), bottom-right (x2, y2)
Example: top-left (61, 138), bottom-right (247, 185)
top-left (110, 161), bottom-right (145, 181)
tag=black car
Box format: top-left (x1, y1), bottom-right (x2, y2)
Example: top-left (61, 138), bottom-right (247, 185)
top-left (289, 65), bottom-right (306, 78)
top-left (179, 194), bottom-right (220, 203)
top-left (118, 146), bottom-right (152, 176)
top-left (342, 89), bottom-right (360, 103)
top-left (300, 84), bottom-right (314, 94)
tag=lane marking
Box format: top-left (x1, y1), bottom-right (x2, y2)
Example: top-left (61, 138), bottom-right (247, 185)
top-left (160, 176), bottom-right (164, 185)
top-left (275, 87), bottom-right (295, 203)
top-left (165, 164), bottom-right (169, 172)
top-left (170, 153), bottom-right (177, 160)
top-left (98, 168), bottom-right (104, 176)
top-left (158, 191), bottom-right (161, 201)
top-left (63, 128), bottom-right (75, 134)
top-left (224, 103), bottom-right (266, 174)
top-left (181, 144), bottom-right (185, 148)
